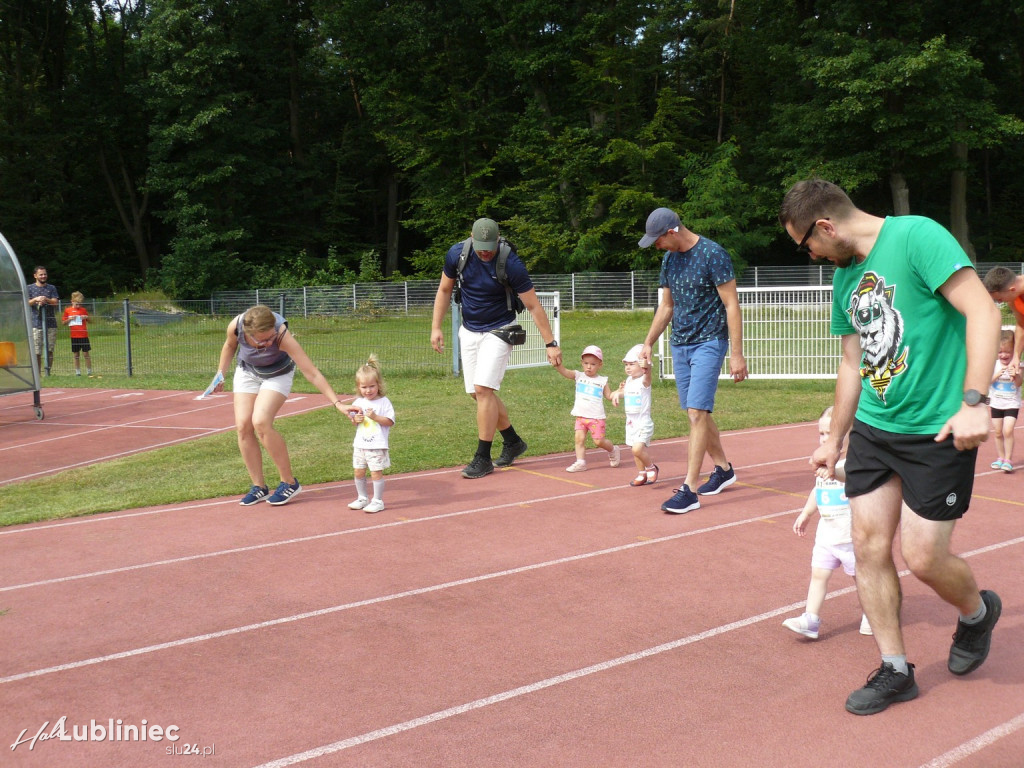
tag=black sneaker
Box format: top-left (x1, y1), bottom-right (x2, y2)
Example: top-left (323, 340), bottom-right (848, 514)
top-left (661, 485), bottom-right (700, 514)
top-left (845, 662), bottom-right (919, 715)
top-left (948, 590), bottom-right (1002, 675)
top-left (461, 455), bottom-right (494, 479)
top-left (494, 439), bottom-right (527, 467)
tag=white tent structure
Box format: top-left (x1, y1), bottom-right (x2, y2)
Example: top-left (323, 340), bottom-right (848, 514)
top-left (0, 231), bottom-right (43, 419)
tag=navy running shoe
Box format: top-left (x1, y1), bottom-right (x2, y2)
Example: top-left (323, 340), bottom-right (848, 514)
top-left (661, 485), bottom-right (700, 514)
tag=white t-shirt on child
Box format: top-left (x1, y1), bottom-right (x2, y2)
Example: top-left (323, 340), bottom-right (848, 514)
top-left (571, 372), bottom-right (607, 419)
top-left (814, 476), bottom-right (851, 548)
top-left (989, 360), bottom-right (1022, 410)
top-left (350, 396), bottom-right (395, 450)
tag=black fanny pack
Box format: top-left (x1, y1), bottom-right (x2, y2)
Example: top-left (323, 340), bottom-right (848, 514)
top-left (489, 323), bottom-right (526, 346)
top-left (243, 354), bottom-right (295, 379)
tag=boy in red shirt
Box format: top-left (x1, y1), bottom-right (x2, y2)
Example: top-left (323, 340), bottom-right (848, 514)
top-left (61, 291), bottom-right (93, 376)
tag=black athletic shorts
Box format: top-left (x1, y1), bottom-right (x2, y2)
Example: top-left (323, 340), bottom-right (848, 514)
top-left (844, 419), bottom-right (976, 522)
top-left (71, 338), bottom-right (91, 353)
top-left (990, 407), bottom-right (1019, 420)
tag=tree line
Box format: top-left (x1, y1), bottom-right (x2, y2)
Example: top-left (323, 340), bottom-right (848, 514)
top-left (1, 0), bottom-right (1022, 299)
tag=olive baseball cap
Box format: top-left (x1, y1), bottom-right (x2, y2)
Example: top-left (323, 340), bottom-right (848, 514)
top-left (638, 207), bottom-right (681, 248)
top-left (472, 218), bottom-right (500, 252)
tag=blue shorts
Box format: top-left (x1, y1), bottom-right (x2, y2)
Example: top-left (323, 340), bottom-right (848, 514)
top-left (670, 339), bottom-right (727, 412)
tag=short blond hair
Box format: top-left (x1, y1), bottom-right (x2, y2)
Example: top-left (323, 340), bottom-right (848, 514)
top-left (356, 353), bottom-right (386, 396)
top-left (71, 291), bottom-right (84, 303)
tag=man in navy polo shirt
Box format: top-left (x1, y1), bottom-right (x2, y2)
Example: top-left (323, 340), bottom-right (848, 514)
top-left (431, 218), bottom-right (561, 478)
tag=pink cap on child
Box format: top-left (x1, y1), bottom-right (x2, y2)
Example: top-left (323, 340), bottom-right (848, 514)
top-left (581, 345), bottom-right (603, 361)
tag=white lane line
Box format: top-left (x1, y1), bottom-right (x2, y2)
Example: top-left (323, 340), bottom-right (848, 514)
top-left (0, 506), bottom-right (801, 684)
top-left (4, 519), bottom-right (1021, 689)
top-left (249, 543), bottom-right (1018, 768)
top-left (0, 480), bottom-right (689, 591)
top-left (0, 401), bottom-right (329, 484)
top-left (917, 712), bottom-right (1024, 768)
top-left (0, 425), bottom-right (813, 537)
top-left (248, 532), bottom-right (1024, 768)
top-left (0, 456), bottom-right (794, 590)
top-left (253, 600), bottom-right (810, 767)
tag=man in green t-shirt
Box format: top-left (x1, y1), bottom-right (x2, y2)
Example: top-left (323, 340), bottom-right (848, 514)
top-left (779, 179), bottom-right (1002, 717)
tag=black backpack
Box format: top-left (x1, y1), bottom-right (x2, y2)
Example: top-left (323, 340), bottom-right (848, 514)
top-left (454, 237), bottom-right (526, 314)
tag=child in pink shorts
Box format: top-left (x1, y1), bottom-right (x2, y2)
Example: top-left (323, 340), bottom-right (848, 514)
top-left (554, 345), bottom-right (620, 472)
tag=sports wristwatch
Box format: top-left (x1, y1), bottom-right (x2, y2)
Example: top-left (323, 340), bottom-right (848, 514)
top-left (545, 340), bottom-right (559, 348)
top-left (963, 389), bottom-right (990, 407)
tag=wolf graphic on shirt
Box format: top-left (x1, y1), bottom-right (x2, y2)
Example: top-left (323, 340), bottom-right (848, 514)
top-left (847, 272), bottom-right (908, 402)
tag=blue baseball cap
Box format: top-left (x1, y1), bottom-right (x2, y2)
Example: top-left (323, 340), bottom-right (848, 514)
top-left (638, 207), bottom-right (681, 248)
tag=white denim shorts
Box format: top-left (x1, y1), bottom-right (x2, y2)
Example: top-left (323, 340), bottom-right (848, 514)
top-left (233, 364), bottom-right (295, 396)
top-left (625, 416), bottom-right (655, 447)
top-left (353, 447), bottom-right (391, 472)
top-left (458, 326), bottom-right (512, 393)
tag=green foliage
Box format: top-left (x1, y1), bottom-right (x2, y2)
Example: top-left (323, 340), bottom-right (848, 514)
top-left (1, 0), bottom-right (1023, 294)
top-left (251, 247), bottom-right (357, 289)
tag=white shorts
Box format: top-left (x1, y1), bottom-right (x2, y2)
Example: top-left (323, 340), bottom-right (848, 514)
top-left (811, 540), bottom-right (856, 576)
top-left (625, 416), bottom-right (655, 447)
top-left (353, 447), bottom-right (391, 472)
top-left (233, 364), bottom-right (295, 396)
top-left (459, 326), bottom-right (512, 393)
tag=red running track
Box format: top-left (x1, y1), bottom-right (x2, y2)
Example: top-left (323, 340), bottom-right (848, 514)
top-left (0, 388), bottom-right (342, 487)
top-left (0, 420), bottom-right (1021, 767)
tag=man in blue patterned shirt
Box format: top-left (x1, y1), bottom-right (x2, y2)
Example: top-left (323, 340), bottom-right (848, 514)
top-left (26, 265), bottom-right (59, 376)
top-left (637, 208), bottom-right (747, 514)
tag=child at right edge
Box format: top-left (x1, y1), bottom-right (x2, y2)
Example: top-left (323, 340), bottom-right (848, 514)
top-left (989, 329), bottom-right (1021, 473)
top-left (783, 406), bottom-right (871, 640)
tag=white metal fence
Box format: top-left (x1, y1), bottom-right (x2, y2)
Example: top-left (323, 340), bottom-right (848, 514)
top-left (450, 292), bottom-right (561, 375)
top-left (209, 274), bottom-right (658, 315)
top-left (658, 286), bottom-right (840, 380)
top-left (38, 263), bottom-right (1022, 380)
top-left (210, 261), bottom-right (1024, 314)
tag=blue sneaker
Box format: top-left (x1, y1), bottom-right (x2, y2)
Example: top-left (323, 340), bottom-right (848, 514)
top-left (240, 485), bottom-right (269, 506)
top-left (267, 479), bottom-right (302, 506)
top-left (661, 485), bottom-right (700, 514)
top-left (698, 464), bottom-right (736, 496)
